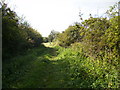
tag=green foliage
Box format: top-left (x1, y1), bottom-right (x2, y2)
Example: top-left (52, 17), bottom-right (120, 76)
top-left (3, 44), bottom-right (119, 88)
top-left (106, 3), bottom-right (118, 18)
top-left (2, 2), bottom-right (119, 89)
top-left (57, 24), bottom-right (83, 47)
top-left (51, 3), bottom-right (119, 88)
top-left (3, 45), bottom-right (46, 88)
top-left (48, 30), bottom-right (60, 42)
top-left (23, 25), bottom-right (43, 47)
top-left (81, 17), bottom-right (110, 57)
top-left (80, 16), bottom-right (119, 67)
top-left (2, 3), bottom-right (43, 60)
top-left (56, 2), bottom-right (119, 68)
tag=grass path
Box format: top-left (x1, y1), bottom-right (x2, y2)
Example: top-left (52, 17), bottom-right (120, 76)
top-left (3, 43), bottom-right (74, 88)
top-left (16, 47), bottom-right (71, 88)
top-left (4, 43), bottom-right (117, 88)
top-left (2, 43), bottom-right (105, 88)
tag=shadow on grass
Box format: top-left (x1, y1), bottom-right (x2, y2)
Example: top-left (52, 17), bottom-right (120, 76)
top-left (3, 45), bottom-right (95, 88)
top-left (2, 45), bottom-right (59, 88)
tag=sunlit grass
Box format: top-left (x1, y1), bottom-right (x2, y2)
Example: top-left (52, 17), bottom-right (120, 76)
top-left (3, 43), bottom-right (119, 88)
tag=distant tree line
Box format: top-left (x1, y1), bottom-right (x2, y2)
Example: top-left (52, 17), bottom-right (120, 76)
top-left (43, 30), bottom-right (60, 43)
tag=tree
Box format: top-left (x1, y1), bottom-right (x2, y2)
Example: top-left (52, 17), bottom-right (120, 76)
top-left (79, 2), bottom-right (120, 64)
top-left (57, 24), bottom-right (83, 47)
top-left (2, 3), bottom-right (28, 58)
top-left (2, 3), bottom-right (43, 60)
top-left (48, 30), bottom-right (59, 42)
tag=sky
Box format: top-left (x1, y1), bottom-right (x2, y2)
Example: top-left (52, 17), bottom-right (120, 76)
top-left (5, 0), bottom-right (119, 37)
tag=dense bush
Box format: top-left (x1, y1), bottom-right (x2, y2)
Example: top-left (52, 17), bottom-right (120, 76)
top-left (57, 24), bottom-right (84, 47)
top-left (2, 3), bottom-right (43, 60)
top-left (54, 44), bottom-right (119, 88)
top-left (55, 3), bottom-right (120, 88)
top-left (80, 6), bottom-right (120, 67)
top-left (56, 3), bottom-right (120, 65)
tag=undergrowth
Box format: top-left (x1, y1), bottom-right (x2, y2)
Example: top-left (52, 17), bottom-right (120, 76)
top-left (3, 43), bottom-right (119, 88)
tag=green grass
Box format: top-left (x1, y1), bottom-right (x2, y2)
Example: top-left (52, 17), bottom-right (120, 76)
top-left (3, 43), bottom-right (119, 88)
